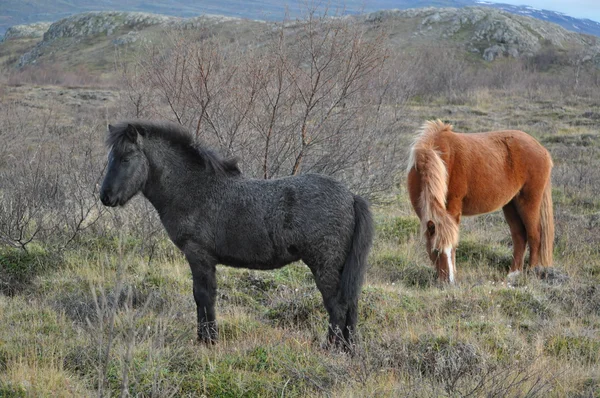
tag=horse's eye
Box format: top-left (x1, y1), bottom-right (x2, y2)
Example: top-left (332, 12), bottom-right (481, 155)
top-left (427, 220), bottom-right (435, 236)
top-left (122, 158), bottom-right (130, 163)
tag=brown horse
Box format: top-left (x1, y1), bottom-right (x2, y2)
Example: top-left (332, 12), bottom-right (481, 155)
top-left (407, 120), bottom-right (554, 283)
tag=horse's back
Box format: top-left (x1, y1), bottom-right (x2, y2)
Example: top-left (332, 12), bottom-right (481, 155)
top-left (446, 129), bottom-right (552, 215)
top-left (454, 129), bottom-right (552, 179)
top-left (266, 173), bottom-right (356, 233)
top-left (213, 173), bottom-right (357, 269)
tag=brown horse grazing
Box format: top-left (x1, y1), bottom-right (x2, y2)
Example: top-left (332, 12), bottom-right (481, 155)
top-left (407, 120), bottom-right (554, 283)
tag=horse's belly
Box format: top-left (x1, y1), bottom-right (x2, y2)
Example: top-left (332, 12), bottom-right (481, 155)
top-left (461, 187), bottom-right (517, 216)
top-left (219, 251), bottom-right (300, 270)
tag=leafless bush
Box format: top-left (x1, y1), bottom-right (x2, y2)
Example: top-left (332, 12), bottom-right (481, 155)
top-left (386, 42), bottom-right (600, 105)
top-left (525, 41), bottom-right (568, 72)
top-left (0, 104), bottom-right (107, 251)
top-left (121, 9), bottom-right (401, 197)
top-left (355, 335), bottom-right (556, 397)
top-left (6, 64), bottom-right (106, 88)
top-left (402, 44), bottom-right (476, 104)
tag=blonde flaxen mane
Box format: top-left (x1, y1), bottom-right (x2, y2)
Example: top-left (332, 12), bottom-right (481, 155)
top-left (408, 120), bottom-right (459, 250)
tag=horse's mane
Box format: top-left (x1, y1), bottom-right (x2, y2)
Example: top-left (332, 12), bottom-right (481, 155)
top-left (406, 120), bottom-right (453, 173)
top-left (407, 120), bottom-right (459, 250)
top-left (107, 120), bottom-right (241, 177)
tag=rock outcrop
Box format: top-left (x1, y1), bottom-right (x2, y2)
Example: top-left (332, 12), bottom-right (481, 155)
top-left (15, 11), bottom-right (254, 67)
top-left (2, 22), bottom-right (52, 41)
top-left (366, 7), bottom-right (599, 61)
top-left (41, 11), bottom-right (177, 41)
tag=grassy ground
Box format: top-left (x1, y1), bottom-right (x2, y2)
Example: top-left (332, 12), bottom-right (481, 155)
top-left (1, 88), bottom-right (600, 397)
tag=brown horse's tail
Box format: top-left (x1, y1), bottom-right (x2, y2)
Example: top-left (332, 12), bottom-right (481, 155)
top-left (539, 178), bottom-right (554, 266)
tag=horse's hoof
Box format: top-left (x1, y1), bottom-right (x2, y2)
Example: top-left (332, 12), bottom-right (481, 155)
top-left (322, 337), bottom-right (354, 355)
top-left (196, 335), bottom-right (218, 345)
top-left (507, 270), bottom-right (521, 279)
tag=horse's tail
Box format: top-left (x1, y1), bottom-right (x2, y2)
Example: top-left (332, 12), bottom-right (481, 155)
top-left (411, 146), bottom-right (459, 250)
top-left (342, 195), bottom-right (374, 334)
top-left (539, 178), bottom-right (554, 266)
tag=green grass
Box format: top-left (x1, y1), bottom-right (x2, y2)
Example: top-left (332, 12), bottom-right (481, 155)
top-left (1, 85), bottom-right (600, 397)
top-left (0, 246), bottom-right (59, 295)
top-left (1, 209), bottom-right (599, 397)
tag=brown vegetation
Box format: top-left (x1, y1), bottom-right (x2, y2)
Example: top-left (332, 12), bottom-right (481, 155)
top-left (1, 8), bottom-right (600, 397)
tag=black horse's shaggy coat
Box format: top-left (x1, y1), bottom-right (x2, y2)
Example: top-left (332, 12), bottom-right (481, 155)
top-left (100, 121), bottom-right (373, 347)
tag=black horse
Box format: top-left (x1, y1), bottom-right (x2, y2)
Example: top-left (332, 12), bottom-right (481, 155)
top-left (100, 121), bottom-right (373, 348)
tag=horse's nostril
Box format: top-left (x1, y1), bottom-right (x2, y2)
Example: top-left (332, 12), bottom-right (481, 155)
top-left (100, 190), bottom-right (111, 205)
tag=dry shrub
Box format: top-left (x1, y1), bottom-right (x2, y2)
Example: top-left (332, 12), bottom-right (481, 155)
top-left (361, 335), bottom-right (555, 397)
top-left (6, 64), bottom-right (105, 87)
top-left (0, 106), bottom-right (106, 252)
top-left (121, 10), bottom-right (402, 197)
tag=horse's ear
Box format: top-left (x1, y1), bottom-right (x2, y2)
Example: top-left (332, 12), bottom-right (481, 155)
top-left (108, 124), bottom-right (116, 133)
top-left (427, 220), bottom-right (436, 236)
top-left (124, 124), bottom-right (138, 143)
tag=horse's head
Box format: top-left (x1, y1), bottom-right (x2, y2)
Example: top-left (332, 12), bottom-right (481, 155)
top-left (424, 219), bottom-right (457, 284)
top-left (100, 124), bottom-right (149, 207)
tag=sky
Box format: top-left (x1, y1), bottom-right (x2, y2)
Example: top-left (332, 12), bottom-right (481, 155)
top-left (494, 0), bottom-right (600, 22)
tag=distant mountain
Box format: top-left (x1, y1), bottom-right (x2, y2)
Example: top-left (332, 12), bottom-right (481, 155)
top-left (474, 2), bottom-right (600, 37)
top-left (1, 0), bottom-right (599, 38)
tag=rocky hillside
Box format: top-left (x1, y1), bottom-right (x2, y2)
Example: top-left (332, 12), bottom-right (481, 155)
top-left (366, 7), bottom-right (600, 61)
top-left (2, 0), bottom-right (600, 37)
top-left (6, 11), bottom-right (265, 74)
top-left (2, 22), bottom-right (53, 40)
top-left (3, 7), bottom-right (599, 73)
top-left (40, 11), bottom-right (176, 40)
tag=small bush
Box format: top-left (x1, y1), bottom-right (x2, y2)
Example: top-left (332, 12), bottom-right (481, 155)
top-left (218, 317), bottom-right (262, 342)
top-left (376, 216), bottom-right (420, 242)
top-left (50, 280), bottom-right (168, 324)
top-left (495, 288), bottom-right (552, 321)
top-left (545, 334), bottom-right (600, 364)
top-left (0, 383), bottom-right (27, 398)
top-left (0, 246), bottom-right (58, 295)
top-left (455, 239), bottom-right (512, 271)
top-left (359, 287), bottom-right (425, 331)
top-left (373, 335), bottom-right (484, 395)
top-left (266, 289), bottom-right (325, 330)
top-left (236, 271), bottom-right (278, 304)
top-left (401, 262), bottom-right (437, 288)
top-left (371, 253), bottom-right (435, 287)
top-left (411, 337), bottom-right (483, 380)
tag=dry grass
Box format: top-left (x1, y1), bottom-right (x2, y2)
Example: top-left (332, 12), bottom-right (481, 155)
top-left (1, 48), bottom-right (600, 397)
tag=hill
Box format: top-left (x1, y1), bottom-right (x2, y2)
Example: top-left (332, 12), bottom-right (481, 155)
top-left (2, 7), bottom-right (599, 79)
top-left (1, 0), bottom-right (600, 37)
top-left (366, 7), bottom-right (600, 61)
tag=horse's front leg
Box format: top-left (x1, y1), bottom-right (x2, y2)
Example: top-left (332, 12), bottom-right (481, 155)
top-left (185, 251), bottom-right (218, 344)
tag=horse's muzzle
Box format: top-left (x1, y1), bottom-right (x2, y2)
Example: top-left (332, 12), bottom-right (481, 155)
top-left (100, 190), bottom-right (118, 207)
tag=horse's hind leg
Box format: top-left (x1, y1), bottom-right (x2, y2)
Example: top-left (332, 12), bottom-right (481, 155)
top-left (305, 256), bottom-right (348, 348)
top-left (514, 189), bottom-right (544, 268)
top-left (503, 200), bottom-right (527, 274)
top-left (185, 250), bottom-right (218, 344)
top-left (316, 273), bottom-right (348, 348)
